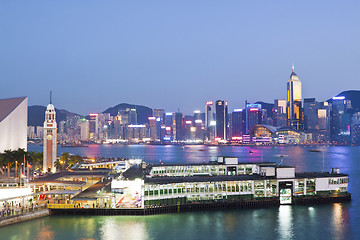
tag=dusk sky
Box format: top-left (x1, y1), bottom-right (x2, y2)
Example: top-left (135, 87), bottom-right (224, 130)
top-left (1, 1), bottom-right (359, 115)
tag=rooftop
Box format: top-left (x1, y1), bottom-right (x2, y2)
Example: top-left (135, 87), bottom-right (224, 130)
top-left (0, 97), bottom-right (27, 122)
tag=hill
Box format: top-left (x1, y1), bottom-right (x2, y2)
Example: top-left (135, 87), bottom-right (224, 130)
top-left (102, 103), bottom-right (153, 124)
top-left (328, 90), bottom-right (360, 113)
top-left (28, 105), bottom-right (81, 126)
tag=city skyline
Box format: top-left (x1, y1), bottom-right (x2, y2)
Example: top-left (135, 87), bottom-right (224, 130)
top-left (1, 1), bottom-right (359, 115)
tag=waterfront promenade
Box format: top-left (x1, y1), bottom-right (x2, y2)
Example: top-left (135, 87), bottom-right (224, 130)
top-left (0, 205), bottom-right (49, 227)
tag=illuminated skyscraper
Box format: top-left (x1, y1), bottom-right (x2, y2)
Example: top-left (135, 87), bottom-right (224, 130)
top-left (330, 96), bottom-right (352, 143)
top-left (273, 99), bottom-right (287, 127)
top-left (231, 109), bottom-right (246, 138)
top-left (215, 100), bottom-right (228, 140)
top-left (43, 94), bottom-right (57, 173)
top-left (287, 66), bottom-right (303, 130)
top-left (245, 103), bottom-right (262, 134)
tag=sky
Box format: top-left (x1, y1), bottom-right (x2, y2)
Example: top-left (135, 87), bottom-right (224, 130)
top-left (1, 0), bottom-right (359, 115)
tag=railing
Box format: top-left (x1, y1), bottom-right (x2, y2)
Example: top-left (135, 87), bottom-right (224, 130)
top-left (0, 204), bottom-right (47, 220)
top-left (47, 204), bottom-right (76, 209)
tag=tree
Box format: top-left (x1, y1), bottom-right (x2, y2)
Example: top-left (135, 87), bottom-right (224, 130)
top-left (27, 151), bottom-right (43, 170)
top-left (68, 155), bottom-right (83, 168)
top-left (2, 149), bottom-right (16, 178)
top-left (0, 149), bottom-right (43, 178)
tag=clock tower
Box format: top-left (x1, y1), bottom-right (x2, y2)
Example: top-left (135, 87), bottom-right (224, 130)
top-left (43, 93), bottom-right (57, 173)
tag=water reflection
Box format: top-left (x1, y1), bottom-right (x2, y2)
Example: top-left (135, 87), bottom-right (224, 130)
top-left (277, 206), bottom-right (294, 240)
top-left (36, 225), bottom-right (54, 240)
top-left (331, 203), bottom-right (351, 240)
top-left (100, 218), bottom-right (148, 240)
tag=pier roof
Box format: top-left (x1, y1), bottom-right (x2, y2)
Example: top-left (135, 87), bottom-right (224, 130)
top-left (30, 169), bottom-right (111, 183)
top-left (71, 179), bottom-right (111, 201)
top-left (149, 162), bottom-right (277, 167)
top-left (295, 172), bottom-right (348, 178)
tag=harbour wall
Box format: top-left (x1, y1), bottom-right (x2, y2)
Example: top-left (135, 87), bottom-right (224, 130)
top-left (50, 194), bottom-right (351, 216)
top-left (0, 209), bottom-right (51, 227)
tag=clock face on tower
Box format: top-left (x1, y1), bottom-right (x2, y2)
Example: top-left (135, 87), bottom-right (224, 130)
top-left (47, 134), bottom-right (53, 140)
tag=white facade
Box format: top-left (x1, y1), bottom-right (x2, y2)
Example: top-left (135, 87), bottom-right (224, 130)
top-left (0, 97), bottom-right (28, 153)
top-left (276, 167), bottom-right (295, 178)
top-left (43, 103), bottom-right (57, 173)
top-left (80, 120), bottom-right (90, 141)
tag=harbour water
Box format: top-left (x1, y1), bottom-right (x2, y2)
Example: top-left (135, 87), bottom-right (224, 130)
top-left (1, 145), bottom-right (359, 239)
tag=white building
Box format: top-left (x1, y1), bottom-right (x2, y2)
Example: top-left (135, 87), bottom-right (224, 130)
top-left (0, 97), bottom-right (28, 153)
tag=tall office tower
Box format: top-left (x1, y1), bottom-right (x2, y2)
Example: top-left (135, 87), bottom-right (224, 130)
top-left (164, 112), bottom-right (173, 127)
top-left (113, 115), bottom-right (125, 139)
top-left (273, 99), bottom-right (287, 127)
top-left (89, 113), bottom-right (99, 141)
top-left (351, 112), bottom-right (360, 144)
top-left (205, 101), bottom-right (215, 141)
top-left (118, 109), bottom-right (130, 125)
top-left (194, 110), bottom-right (201, 120)
top-left (231, 109), bottom-right (246, 139)
top-left (153, 109), bottom-right (165, 123)
top-left (303, 98), bottom-right (318, 131)
top-left (194, 119), bottom-right (204, 141)
top-left (129, 109), bottom-right (137, 124)
top-left (148, 117), bottom-right (157, 140)
top-left (245, 103), bottom-right (262, 134)
top-left (330, 96), bottom-right (352, 143)
top-left (174, 112), bottom-right (184, 141)
top-left (163, 112), bottom-right (174, 141)
top-left (215, 100), bottom-right (228, 140)
top-left (287, 66), bottom-right (303, 130)
top-left (43, 96), bottom-right (57, 173)
top-left (316, 101), bottom-right (331, 142)
top-left (184, 120), bottom-right (193, 140)
top-left (80, 118), bottom-right (90, 141)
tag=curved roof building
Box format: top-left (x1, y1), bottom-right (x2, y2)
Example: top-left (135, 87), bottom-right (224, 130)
top-left (0, 97), bottom-right (28, 153)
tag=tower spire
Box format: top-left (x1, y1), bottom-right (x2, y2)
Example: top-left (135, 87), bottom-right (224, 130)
top-left (50, 91), bottom-right (52, 104)
top-left (292, 64), bottom-right (294, 73)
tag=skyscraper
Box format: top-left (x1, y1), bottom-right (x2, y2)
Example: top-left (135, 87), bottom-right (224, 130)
top-left (287, 66), bottom-right (303, 130)
top-left (231, 109), bottom-right (246, 139)
top-left (246, 103), bottom-right (262, 134)
top-left (43, 95), bottom-right (57, 173)
top-left (205, 101), bottom-right (215, 141)
top-left (303, 98), bottom-right (318, 132)
top-left (330, 96), bottom-right (352, 143)
top-left (215, 100), bottom-right (228, 140)
top-left (174, 112), bottom-right (184, 141)
top-left (273, 99), bottom-right (287, 127)
top-left (89, 113), bottom-right (99, 141)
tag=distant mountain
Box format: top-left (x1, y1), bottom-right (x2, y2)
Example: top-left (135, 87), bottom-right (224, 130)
top-left (255, 101), bottom-right (274, 118)
top-left (102, 103), bottom-right (153, 124)
top-left (28, 105), bottom-right (81, 126)
top-left (328, 90), bottom-right (360, 113)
